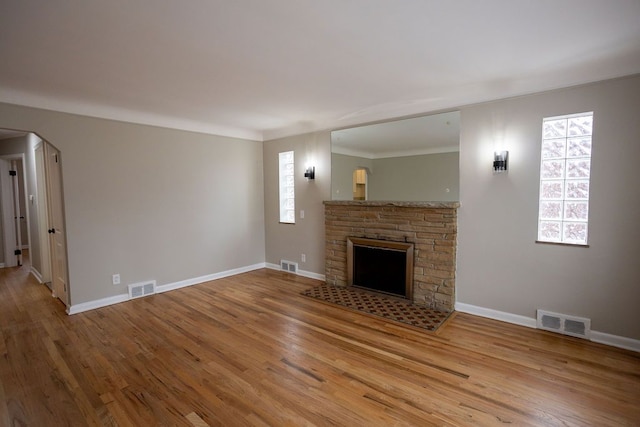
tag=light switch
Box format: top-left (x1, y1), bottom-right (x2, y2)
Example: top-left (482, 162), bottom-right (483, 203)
top-left (300, 210), bottom-right (305, 219)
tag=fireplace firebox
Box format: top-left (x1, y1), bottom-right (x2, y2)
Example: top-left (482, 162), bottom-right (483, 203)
top-left (347, 237), bottom-right (414, 299)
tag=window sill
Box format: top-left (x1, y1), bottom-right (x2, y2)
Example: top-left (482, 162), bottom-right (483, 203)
top-left (535, 240), bottom-right (589, 248)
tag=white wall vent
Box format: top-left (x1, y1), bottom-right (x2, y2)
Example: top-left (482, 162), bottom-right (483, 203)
top-left (280, 260), bottom-right (298, 274)
top-left (128, 280), bottom-right (156, 299)
top-left (536, 310), bottom-right (591, 339)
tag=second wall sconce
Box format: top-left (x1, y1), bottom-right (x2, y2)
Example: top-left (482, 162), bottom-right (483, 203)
top-left (493, 151), bottom-right (509, 173)
top-left (304, 166), bottom-right (315, 180)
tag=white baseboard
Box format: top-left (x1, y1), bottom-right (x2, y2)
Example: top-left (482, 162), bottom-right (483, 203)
top-left (455, 302), bottom-right (537, 328)
top-left (67, 293), bottom-right (129, 315)
top-left (265, 262), bottom-right (325, 281)
top-left (68, 263), bottom-right (267, 315)
top-left (155, 263), bottom-right (265, 294)
top-left (300, 270), bottom-right (325, 281)
top-left (591, 331), bottom-right (640, 353)
top-left (30, 266), bottom-right (43, 283)
top-left (455, 302), bottom-right (640, 353)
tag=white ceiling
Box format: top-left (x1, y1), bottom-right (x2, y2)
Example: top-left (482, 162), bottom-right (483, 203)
top-left (1, 0), bottom-right (639, 142)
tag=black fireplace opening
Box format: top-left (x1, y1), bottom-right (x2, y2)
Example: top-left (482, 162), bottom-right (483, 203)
top-left (347, 237), bottom-right (413, 299)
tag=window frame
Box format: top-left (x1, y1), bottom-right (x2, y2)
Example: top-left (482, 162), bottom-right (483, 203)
top-left (536, 112), bottom-right (593, 246)
top-left (278, 150), bottom-right (295, 224)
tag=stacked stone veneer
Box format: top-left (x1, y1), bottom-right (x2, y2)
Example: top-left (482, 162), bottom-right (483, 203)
top-left (324, 201), bottom-right (459, 312)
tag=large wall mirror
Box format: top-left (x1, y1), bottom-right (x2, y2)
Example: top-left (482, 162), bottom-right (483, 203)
top-left (331, 111), bottom-right (460, 201)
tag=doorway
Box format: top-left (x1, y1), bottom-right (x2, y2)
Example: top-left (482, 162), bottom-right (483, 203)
top-left (353, 168), bottom-right (367, 200)
top-left (0, 155), bottom-right (28, 268)
top-left (0, 130), bottom-right (69, 307)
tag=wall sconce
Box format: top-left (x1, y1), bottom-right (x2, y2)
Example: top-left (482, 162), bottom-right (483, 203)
top-left (304, 166), bottom-right (315, 180)
top-left (493, 151), bottom-right (508, 173)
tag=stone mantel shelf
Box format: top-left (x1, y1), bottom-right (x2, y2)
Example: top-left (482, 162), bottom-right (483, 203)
top-left (323, 200), bottom-right (460, 209)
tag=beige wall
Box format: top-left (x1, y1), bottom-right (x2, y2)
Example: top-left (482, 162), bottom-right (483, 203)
top-left (0, 102), bottom-right (265, 306)
top-left (263, 131), bottom-right (331, 276)
top-left (458, 75), bottom-right (640, 340)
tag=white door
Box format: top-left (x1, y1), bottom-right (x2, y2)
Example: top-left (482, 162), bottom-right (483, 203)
top-left (35, 144), bottom-right (52, 285)
top-left (0, 158), bottom-right (18, 268)
top-left (45, 144), bottom-right (69, 306)
top-left (14, 160), bottom-right (30, 253)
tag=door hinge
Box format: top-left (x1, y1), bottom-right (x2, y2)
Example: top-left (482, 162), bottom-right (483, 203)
top-left (14, 249), bottom-right (22, 255)
top-left (9, 170), bottom-right (16, 176)
top-left (55, 154), bottom-right (59, 163)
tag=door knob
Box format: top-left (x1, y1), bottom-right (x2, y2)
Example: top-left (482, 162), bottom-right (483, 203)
top-left (48, 228), bottom-right (55, 234)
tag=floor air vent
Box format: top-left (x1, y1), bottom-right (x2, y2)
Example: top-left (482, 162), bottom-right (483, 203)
top-left (280, 260), bottom-right (298, 274)
top-left (536, 310), bottom-right (591, 339)
top-left (128, 280), bottom-right (156, 299)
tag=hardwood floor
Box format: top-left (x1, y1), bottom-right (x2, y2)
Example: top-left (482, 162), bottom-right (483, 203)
top-left (1, 260), bottom-right (639, 426)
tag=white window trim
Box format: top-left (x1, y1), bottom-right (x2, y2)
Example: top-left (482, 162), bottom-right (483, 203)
top-left (279, 151), bottom-right (295, 224)
top-left (537, 112), bottom-right (593, 246)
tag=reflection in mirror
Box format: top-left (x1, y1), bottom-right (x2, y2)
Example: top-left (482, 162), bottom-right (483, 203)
top-left (353, 168), bottom-right (367, 200)
top-left (331, 111), bottom-right (460, 201)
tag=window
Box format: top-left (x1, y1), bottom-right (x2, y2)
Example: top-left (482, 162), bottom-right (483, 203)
top-left (537, 112), bottom-right (593, 245)
top-left (279, 151), bottom-right (295, 223)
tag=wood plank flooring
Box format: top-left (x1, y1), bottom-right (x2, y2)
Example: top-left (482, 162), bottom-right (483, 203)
top-left (1, 259), bottom-right (639, 426)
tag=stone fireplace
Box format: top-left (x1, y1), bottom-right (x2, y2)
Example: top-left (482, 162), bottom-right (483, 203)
top-left (324, 201), bottom-right (459, 312)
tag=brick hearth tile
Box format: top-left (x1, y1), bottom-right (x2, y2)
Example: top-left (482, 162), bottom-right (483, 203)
top-left (302, 284), bottom-right (451, 332)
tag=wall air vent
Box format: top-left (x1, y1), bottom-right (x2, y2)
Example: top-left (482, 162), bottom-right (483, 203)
top-left (280, 260), bottom-right (298, 274)
top-left (536, 310), bottom-right (591, 339)
top-left (128, 280), bottom-right (157, 299)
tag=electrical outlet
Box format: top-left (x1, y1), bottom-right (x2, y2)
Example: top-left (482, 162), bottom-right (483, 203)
top-left (112, 274), bottom-right (120, 285)
top-left (301, 253), bottom-right (306, 263)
